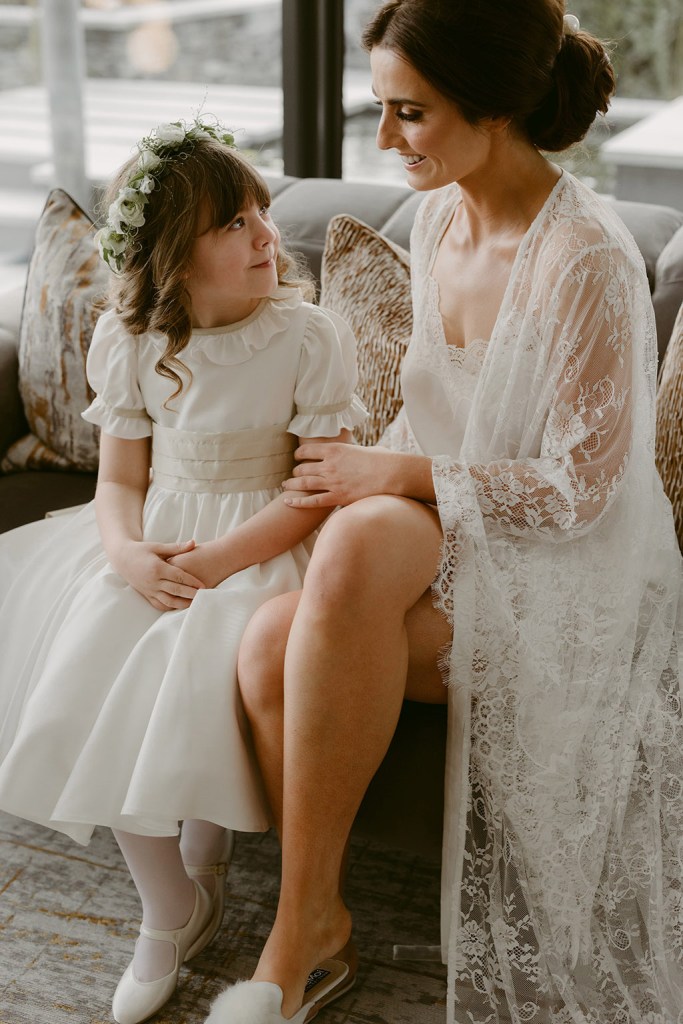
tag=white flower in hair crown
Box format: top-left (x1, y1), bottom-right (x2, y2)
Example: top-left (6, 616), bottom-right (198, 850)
top-left (95, 118), bottom-right (237, 274)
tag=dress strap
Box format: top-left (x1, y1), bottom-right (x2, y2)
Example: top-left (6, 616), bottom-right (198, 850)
top-left (151, 422), bottom-right (297, 493)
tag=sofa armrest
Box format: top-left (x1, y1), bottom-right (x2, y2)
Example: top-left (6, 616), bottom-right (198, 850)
top-left (0, 331), bottom-right (28, 461)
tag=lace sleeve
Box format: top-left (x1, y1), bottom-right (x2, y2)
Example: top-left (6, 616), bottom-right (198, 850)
top-left (434, 242), bottom-right (644, 541)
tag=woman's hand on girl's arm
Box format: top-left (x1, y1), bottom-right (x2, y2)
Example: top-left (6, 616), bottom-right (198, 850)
top-left (282, 442), bottom-right (437, 507)
top-left (95, 432), bottom-right (205, 611)
top-left (167, 430), bottom-right (357, 587)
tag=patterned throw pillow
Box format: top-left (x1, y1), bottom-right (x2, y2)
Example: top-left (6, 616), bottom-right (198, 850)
top-left (656, 301), bottom-right (683, 548)
top-left (320, 214), bottom-right (412, 447)
top-left (1, 189), bottom-right (108, 474)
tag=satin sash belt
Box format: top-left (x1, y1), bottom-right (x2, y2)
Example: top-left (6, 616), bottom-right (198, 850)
top-left (151, 421), bottom-right (297, 493)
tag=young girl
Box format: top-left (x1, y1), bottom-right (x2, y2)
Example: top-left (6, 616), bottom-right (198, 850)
top-left (0, 120), bottom-right (366, 1024)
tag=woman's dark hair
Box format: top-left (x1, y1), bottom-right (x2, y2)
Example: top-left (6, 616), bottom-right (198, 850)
top-left (102, 140), bottom-right (313, 403)
top-left (362, 0), bottom-right (615, 152)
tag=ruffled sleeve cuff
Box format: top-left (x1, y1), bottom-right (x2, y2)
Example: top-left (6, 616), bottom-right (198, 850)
top-left (289, 391), bottom-right (368, 438)
top-left (81, 396), bottom-right (152, 439)
top-left (290, 304), bottom-right (369, 438)
top-left (80, 309), bottom-right (153, 439)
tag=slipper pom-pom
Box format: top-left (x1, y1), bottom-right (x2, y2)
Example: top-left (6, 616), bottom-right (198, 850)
top-left (205, 980), bottom-right (289, 1024)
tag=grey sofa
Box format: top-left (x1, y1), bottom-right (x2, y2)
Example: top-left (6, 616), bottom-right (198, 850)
top-left (1, 174), bottom-right (682, 859)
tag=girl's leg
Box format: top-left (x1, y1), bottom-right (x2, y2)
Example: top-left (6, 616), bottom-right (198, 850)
top-left (238, 494), bottom-right (449, 1018)
top-left (180, 819), bottom-right (231, 898)
top-left (113, 831), bottom-right (196, 981)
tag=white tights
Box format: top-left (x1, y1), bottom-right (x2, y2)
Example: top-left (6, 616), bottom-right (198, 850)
top-left (114, 820), bottom-right (227, 981)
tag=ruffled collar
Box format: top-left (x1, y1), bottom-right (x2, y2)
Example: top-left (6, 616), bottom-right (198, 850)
top-left (148, 286), bottom-right (304, 366)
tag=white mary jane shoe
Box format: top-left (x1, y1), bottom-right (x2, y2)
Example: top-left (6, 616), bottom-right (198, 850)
top-left (205, 940), bottom-right (358, 1024)
top-left (112, 879), bottom-right (213, 1024)
top-left (184, 829), bottom-right (235, 961)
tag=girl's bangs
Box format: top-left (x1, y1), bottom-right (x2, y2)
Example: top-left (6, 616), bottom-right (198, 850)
top-left (205, 155), bottom-right (271, 229)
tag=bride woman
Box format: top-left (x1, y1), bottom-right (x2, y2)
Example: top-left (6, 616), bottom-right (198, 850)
top-left (210, 1), bottom-right (683, 1021)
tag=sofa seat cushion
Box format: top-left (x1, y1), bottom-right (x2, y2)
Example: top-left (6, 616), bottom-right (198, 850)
top-left (0, 470), bottom-right (97, 534)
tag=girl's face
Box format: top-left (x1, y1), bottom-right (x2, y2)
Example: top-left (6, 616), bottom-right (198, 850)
top-left (186, 200), bottom-right (280, 322)
top-left (370, 45), bottom-right (493, 191)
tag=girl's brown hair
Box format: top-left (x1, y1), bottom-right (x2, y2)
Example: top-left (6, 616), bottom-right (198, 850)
top-left (362, 0), bottom-right (615, 152)
top-left (102, 139), bottom-right (314, 403)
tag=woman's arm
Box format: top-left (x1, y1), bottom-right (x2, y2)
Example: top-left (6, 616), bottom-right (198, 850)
top-left (168, 430), bottom-right (354, 588)
top-left (283, 442), bottom-right (437, 506)
top-left (96, 432), bottom-right (205, 610)
top-left (286, 242), bottom-right (640, 540)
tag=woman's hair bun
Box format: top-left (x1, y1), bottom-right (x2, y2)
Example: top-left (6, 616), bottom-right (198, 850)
top-left (526, 31), bottom-right (616, 152)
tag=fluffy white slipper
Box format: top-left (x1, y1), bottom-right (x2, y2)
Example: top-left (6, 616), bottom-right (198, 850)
top-left (205, 941), bottom-right (357, 1024)
top-left (205, 980), bottom-right (309, 1024)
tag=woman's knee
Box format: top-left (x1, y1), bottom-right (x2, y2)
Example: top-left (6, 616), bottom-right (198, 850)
top-left (305, 496), bottom-right (441, 610)
top-left (238, 592), bottom-right (299, 714)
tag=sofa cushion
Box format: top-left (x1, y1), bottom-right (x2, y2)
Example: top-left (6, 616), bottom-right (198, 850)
top-left (271, 177), bottom-right (412, 287)
top-left (656, 302), bottom-right (683, 549)
top-left (2, 189), bottom-right (107, 475)
top-left (319, 214), bottom-right (412, 447)
top-left (610, 199), bottom-right (683, 292)
top-left (654, 225), bottom-right (683, 366)
top-left (0, 280), bottom-right (26, 340)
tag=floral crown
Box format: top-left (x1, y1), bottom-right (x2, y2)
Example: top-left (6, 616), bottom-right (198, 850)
top-left (95, 118), bottom-right (237, 274)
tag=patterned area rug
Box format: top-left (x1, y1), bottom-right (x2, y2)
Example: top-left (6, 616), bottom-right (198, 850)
top-left (0, 811), bottom-right (447, 1024)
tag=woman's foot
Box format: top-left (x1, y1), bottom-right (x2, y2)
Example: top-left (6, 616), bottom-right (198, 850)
top-left (252, 899), bottom-right (353, 1019)
top-left (205, 939), bottom-right (357, 1024)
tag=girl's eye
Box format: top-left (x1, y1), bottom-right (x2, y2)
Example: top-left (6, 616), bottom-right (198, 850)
top-left (259, 204), bottom-right (270, 216)
top-left (228, 217), bottom-right (245, 230)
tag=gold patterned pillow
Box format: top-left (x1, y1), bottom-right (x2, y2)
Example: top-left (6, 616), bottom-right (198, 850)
top-left (1, 189), bottom-right (108, 474)
top-left (320, 215), bottom-right (412, 447)
top-left (656, 302), bottom-right (683, 548)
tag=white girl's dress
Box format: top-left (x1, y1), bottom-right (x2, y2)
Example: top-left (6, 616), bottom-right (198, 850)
top-left (0, 286), bottom-right (366, 845)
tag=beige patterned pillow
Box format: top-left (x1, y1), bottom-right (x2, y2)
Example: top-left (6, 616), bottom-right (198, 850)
top-left (1, 189), bottom-right (108, 474)
top-left (656, 302), bottom-right (683, 548)
top-left (320, 214), bottom-right (412, 447)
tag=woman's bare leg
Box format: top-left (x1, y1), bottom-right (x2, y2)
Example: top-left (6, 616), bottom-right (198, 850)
top-left (238, 495), bottom-right (449, 1017)
top-left (239, 590), bottom-right (300, 837)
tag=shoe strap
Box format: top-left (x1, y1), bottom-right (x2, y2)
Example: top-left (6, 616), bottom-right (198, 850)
top-left (183, 830), bottom-right (235, 880)
top-left (137, 880), bottom-right (209, 944)
top-left (139, 920), bottom-right (184, 943)
top-left (185, 860), bottom-right (228, 878)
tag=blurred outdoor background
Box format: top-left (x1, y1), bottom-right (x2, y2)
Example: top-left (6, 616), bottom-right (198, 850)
top-left (0, 0), bottom-right (681, 259)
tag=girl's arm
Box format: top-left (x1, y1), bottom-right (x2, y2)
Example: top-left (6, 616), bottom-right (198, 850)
top-left (96, 432), bottom-right (205, 610)
top-left (168, 430), bottom-right (353, 588)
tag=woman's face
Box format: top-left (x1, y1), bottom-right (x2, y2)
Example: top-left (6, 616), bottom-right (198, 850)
top-left (370, 45), bottom-right (493, 191)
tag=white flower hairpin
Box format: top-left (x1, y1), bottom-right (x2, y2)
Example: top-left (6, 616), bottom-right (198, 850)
top-left (95, 118), bottom-right (236, 274)
top-left (563, 13), bottom-right (580, 35)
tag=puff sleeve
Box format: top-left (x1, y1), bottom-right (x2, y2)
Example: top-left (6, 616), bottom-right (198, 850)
top-left (81, 309), bottom-right (153, 439)
top-left (288, 305), bottom-right (368, 438)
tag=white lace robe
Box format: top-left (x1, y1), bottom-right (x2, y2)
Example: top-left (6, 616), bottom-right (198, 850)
top-left (392, 171), bottom-right (683, 1023)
